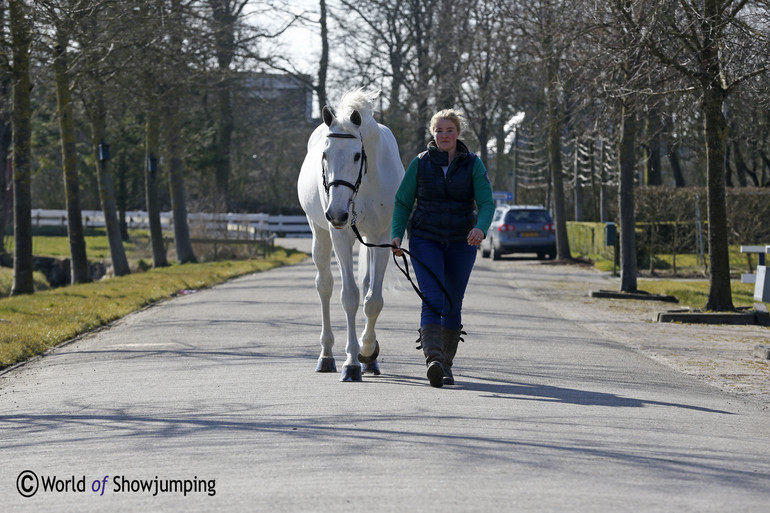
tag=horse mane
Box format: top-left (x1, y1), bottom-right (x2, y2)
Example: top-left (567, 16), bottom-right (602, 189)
top-left (335, 88), bottom-right (379, 130)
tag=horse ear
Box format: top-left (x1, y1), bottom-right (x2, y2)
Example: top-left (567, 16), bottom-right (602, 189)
top-left (322, 106), bottom-right (335, 127)
top-left (350, 110), bottom-right (362, 127)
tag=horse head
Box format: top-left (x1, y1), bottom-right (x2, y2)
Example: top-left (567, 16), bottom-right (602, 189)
top-left (321, 105), bottom-right (367, 229)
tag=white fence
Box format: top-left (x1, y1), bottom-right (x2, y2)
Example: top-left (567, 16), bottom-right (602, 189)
top-left (30, 209), bottom-right (312, 238)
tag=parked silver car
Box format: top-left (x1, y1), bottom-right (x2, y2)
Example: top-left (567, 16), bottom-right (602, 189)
top-left (480, 205), bottom-right (556, 260)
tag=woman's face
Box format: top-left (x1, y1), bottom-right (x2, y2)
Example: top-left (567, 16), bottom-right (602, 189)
top-left (433, 118), bottom-right (459, 153)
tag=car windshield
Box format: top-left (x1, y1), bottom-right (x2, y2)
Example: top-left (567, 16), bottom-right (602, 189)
top-left (505, 210), bottom-right (551, 224)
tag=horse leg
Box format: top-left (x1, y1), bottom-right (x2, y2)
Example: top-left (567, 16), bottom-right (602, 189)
top-left (331, 231), bottom-right (363, 382)
top-left (358, 245), bottom-right (380, 372)
top-left (359, 245), bottom-right (387, 375)
top-left (360, 243), bottom-right (372, 295)
top-left (312, 229), bottom-right (336, 373)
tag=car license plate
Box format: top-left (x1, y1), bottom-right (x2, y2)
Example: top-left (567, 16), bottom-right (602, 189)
top-left (520, 232), bottom-right (539, 237)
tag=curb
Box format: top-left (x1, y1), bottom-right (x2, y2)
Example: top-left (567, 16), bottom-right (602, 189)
top-left (655, 308), bottom-right (770, 326)
top-left (589, 289), bottom-right (679, 303)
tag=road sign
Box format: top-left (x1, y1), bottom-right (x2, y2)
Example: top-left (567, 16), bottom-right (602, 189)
top-left (492, 191), bottom-right (513, 202)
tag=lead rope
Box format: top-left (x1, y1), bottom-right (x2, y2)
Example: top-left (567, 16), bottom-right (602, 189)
top-left (349, 223), bottom-right (452, 320)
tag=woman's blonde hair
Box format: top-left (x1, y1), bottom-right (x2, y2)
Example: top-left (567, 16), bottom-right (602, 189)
top-left (430, 109), bottom-right (465, 135)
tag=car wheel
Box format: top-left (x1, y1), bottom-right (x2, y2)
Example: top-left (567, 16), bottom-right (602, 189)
top-left (491, 245), bottom-right (501, 261)
top-left (537, 252), bottom-right (545, 260)
top-left (481, 241), bottom-right (490, 258)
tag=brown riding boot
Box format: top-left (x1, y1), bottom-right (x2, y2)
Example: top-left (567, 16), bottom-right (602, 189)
top-left (442, 325), bottom-right (465, 385)
top-left (418, 324), bottom-right (445, 388)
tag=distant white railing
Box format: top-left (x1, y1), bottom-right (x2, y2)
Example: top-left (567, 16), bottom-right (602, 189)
top-left (30, 209), bottom-right (312, 238)
top-left (740, 245), bottom-right (770, 302)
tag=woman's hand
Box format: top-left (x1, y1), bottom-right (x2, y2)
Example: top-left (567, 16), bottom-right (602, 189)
top-left (467, 228), bottom-right (484, 246)
top-left (391, 237), bottom-right (403, 256)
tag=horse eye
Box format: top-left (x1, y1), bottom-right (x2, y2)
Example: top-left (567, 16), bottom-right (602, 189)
top-left (354, 153), bottom-right (361, 162)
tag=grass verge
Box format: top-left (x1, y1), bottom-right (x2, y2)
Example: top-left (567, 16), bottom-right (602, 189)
top-left (586, 251), bottom-right (766, 310)
top-left (637, 278), bottom-right (761, 309)
top-left (0, 247), bottom-right (308, 371)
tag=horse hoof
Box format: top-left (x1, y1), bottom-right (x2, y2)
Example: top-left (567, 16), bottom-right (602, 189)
top-left (316, 356), bottom-right (337, 373)
top-left (340, 365), bottom-right (363, 382)
top-left (357, 340), bottom-right (380, 364)
top-left (362, 360), bottom-right (381, 375)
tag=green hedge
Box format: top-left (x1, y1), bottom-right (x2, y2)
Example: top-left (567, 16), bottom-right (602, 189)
top-left (567, 222), bottom-right (615, 260)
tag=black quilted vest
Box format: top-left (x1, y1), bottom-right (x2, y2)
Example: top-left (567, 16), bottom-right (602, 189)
top-left (411, 140), bottom-right (478, 244)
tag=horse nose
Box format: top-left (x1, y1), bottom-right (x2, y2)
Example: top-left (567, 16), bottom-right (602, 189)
top-left (325, 209), bottom-right (349, 228)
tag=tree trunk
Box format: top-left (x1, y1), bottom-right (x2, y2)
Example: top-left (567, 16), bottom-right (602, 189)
top-left (667, 144), bottom-right (686, 187)
top-left (53, 30), bottom-right (91, 284)
top-left (316, 0), bottom-right (328, 112)
top-left (90, 92), bottom-right (131, 277)
top-left (494, 113), bottom-right (508, 191)
top-left (574, 139), bottom-right (582, 221)
top-left (145, 107), bottom-right (168, 268)
top-left (618, 102), bottom-right (638, 293)
top-left (598, 138), bottom-right (608, 222)
top-left (209, 0), bottom-right (237, 210)
top-left (9, 0), bottom-right (34, 296)
top-left (702, 86), bottom-right (734, 311)
top-left (166, 0), bottom-right (195, 264)
top-left (546, 59), bottom-right (570, 260)
top-left (662, 115), bottom-right (686, 186)
top-left (477, 115), bottom-right (489, 167)
top-left (116, 150), bottom-right (130, 241)
top-left (0, 93), bottom-right (10, 256)
top-left (166, 108), bottom-right (195, 264)
top-left (214, 79), bottom-right (232, 210)
top-left (434, 0), bottom-right (459, 108)
top-left (731, 140), bottom-right (753, 187)
top-left (412, 0), bottom-right (430, 153)
top-left (701, 0), bottom-right (734, 312)
top-left (646, 108), bottom-right (662, 185)
top-left (0, 0), bottom-right (9, 255)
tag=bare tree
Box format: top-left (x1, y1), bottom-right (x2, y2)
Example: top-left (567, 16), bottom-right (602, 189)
top-left (206, 0), bottom-right (251, 210)
top-left (317, 0), bottom-right (328, 111)
top-left (0, 2), bottom-right (13, 256)
top-left (617, 93), bottom-right (639, 290)
top-left (52, 15), bottom-right (91, 283)
top-left (726, 83), bottom-right (770, 187)
top-left (165, 0), bottom-right (196, 264)
top-left (334, 0), bottom-right (414, 149)
top-left (406, 0), bottom-right (437, 153)
top-left (516, 0), bottom-right (585, 260)
top-left (75, 3), bottom-right (131, 277)
top-left (459, 0), bottom-right (518, 176)
top-left (144, 106), bottom-right (168, 267)
top-left (34, 0), bottom-right (94, 284)
top-left (134, 1), bottom-right (169, 268)
top-left (610, 0), bottom-right (770, 310)
top-left (8, 0), bottom-right (34, 295)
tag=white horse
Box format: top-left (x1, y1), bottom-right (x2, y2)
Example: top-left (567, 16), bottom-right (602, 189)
top-left (297, 89), bottom-right (405, 382)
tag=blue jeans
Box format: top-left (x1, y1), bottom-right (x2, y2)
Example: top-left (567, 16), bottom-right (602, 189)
top-left (408, 235), bottom-right (477, 329)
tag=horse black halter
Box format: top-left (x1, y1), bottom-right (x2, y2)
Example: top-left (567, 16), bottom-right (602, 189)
top-left (322, 132), bottom-right (367, 195)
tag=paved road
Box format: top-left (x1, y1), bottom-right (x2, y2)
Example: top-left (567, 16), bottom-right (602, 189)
top-left (2, 240), bottom-right (768, 512)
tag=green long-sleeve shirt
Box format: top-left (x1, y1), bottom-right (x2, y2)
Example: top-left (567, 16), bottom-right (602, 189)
top-left (391, 149), bottom-right (495, 241)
